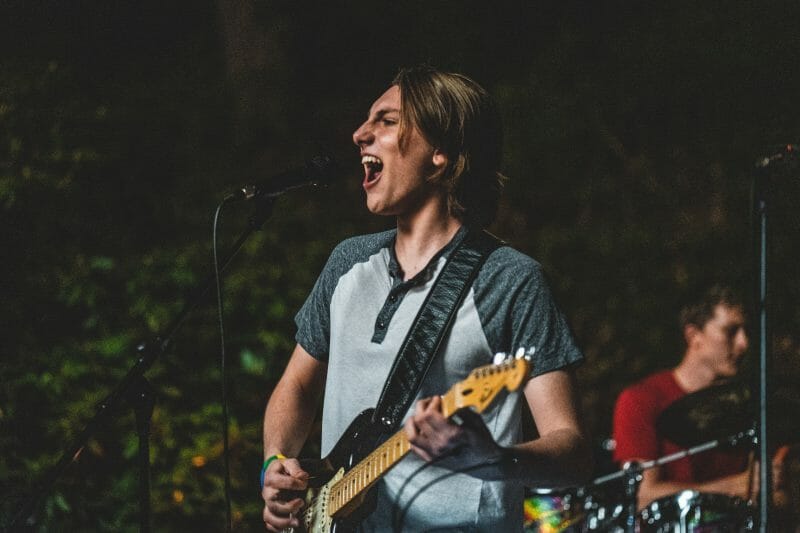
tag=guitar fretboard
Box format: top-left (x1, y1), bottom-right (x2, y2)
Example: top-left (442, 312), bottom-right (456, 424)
top-left (327, 429), bottom-right (410, 515)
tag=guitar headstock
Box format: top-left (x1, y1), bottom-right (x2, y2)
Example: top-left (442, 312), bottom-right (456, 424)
top-left (446, 348), bottom-right (534, 415)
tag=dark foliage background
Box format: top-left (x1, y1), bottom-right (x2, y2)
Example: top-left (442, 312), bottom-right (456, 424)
top-left (1, 1), bottom-right (798, 531)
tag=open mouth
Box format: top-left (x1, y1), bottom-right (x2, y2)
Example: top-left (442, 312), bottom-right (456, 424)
top-left (361, 155), bottom-right (383, 185)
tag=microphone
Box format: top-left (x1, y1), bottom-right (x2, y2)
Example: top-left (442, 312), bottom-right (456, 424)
top-left (755, 144), bottom-right (798, 168)
top-left (229, 154), bottom-right (337, 201)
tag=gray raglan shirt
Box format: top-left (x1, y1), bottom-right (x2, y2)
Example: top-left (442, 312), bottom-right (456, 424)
top-left (295, 226), bottom-right (583, 532)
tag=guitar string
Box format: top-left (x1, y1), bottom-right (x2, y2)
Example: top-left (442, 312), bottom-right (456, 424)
top-left (330, 431), bottom-right (409, 514)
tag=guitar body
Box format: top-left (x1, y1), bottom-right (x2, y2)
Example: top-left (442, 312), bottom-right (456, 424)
top-left (300, 408), bottom-right (386, 533)
top-left (291, 356), bottom-right (531, 533)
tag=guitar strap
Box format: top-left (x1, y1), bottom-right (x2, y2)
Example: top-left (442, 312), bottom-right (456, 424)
top-left (371, 227), bottom-right (502, 432)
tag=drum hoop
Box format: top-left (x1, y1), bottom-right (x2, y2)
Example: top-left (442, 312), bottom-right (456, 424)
top-left (643, 489), bottom-right (749, 510)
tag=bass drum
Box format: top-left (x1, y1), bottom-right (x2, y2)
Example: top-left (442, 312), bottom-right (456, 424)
top-left (638, 490), bottom-right (755, 532)
top-left (524, 488), bottom-right (588, 532)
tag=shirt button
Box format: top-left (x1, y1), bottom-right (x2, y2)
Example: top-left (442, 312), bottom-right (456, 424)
top-left (377, 321), bottom-right (385, 329)
top-left (389, 294), bottom-right (397, 302)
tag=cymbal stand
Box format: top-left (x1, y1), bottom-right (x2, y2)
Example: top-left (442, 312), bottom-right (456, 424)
top-left (590, 427), bottom-right (757, 531)
top-left (621, 461), bottom-right (643, 533)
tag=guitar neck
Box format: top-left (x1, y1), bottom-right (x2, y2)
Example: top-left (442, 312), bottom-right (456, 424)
top-left (326, 428), bottom-right (406, 516)
top-left (327, 388), bottom-right (461, 517)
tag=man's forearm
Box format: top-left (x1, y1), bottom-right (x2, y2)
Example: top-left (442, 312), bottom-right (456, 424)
top-left (447, 427), bottom-right (591, 487)
top-left (263, 376), bottom-right (320, 459)
top-left (504, 428), bottom-right (593, 488)
top-left (636, 468), bottom-right (749, 510)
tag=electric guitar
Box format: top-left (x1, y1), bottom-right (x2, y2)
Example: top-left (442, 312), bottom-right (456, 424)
top-left (294, 354), bottom-right (532, 533)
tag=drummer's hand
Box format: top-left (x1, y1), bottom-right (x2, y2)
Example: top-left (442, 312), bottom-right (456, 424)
top-left (771, 444), bottom-right (796, 490)
top-left (405, 397), bottom-right (503, 471)
top-left (744, 446), bottom-right (796, 507)
top-left (771, 444), bottom-right (800, 509)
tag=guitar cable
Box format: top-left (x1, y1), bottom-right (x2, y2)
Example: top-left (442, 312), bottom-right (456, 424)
top-left (391, 453), bottom-right (508, 531)
top-left (391, 396), bottom-right (512, 531)
top-left (390, 454), bottom-right (446, 531)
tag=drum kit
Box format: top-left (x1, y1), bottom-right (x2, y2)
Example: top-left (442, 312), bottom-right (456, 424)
top-left (524, 381), bottom-right (799, 532)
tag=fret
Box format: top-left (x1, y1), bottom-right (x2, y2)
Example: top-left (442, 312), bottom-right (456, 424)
top-left (329, 432), bottom-right (412, 515)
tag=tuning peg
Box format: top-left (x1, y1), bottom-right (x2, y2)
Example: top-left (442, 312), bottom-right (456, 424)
top-left (492, 352), bottom-right (508, 365)
top-left (515, 346), bottom-right (536, 360)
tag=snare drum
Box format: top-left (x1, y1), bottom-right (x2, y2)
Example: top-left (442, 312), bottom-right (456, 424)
top-left (638, 490), bottom-right (754, 532)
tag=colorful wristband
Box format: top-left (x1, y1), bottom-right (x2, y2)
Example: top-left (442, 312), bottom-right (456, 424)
top-left (260, 454), bottom-right (286, 490)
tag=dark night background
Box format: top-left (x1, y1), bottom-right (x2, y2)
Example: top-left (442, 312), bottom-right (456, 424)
top-left (1, 1), bottom-right (799, 531)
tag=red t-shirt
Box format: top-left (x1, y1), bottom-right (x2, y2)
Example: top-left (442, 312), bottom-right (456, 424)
top-left (612, 369), bottom-right (747, 482)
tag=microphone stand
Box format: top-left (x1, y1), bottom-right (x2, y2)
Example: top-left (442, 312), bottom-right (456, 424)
top-left (754, 152), bottom-right (770, 533)
top-left (8, 196), bottom-right (277, 532)
top-left (752, 144), bottom-right (797, 532)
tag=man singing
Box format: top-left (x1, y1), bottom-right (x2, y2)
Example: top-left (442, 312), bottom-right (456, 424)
top-left (260, 65), bottom-right (592, 532)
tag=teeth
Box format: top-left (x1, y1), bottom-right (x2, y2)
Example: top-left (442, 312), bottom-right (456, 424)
top-left (361, 155), bottom-right (383, 167)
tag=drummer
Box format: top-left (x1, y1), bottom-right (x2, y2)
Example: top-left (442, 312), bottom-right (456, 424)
top-left (612, 284), bottom-right (791, 509)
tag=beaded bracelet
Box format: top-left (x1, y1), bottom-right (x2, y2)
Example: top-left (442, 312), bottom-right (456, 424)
top-left (260, 453), bottom-right (286, 490)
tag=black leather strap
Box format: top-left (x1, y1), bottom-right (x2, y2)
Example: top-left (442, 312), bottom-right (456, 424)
top-left (371, 228), bottom-right (502, 431)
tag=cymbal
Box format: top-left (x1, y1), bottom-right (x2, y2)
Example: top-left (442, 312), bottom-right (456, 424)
top-left (657, 380), bottom-right (800, 448)
top-left (656, 381), bottom-right (754, 448)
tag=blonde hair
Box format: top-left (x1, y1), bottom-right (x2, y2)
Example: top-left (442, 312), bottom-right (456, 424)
top-left (393, 65), bottom-right (505, 228)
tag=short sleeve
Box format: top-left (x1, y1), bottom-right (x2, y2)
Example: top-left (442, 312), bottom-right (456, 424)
top-left (612, 386), bottom-right (659, 462)
top-left (294, 243), bottom-right (348, 361)
top-left (473, 247), bottom-right (583, 377)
